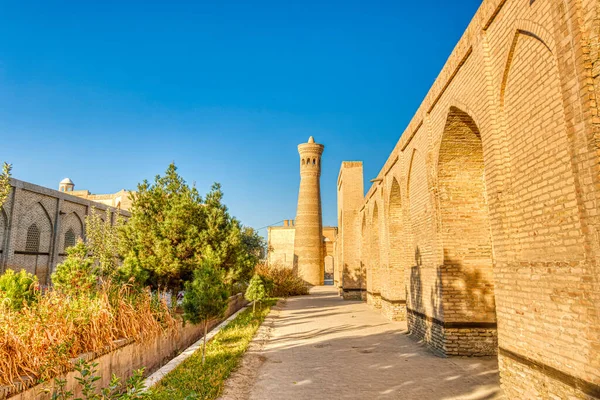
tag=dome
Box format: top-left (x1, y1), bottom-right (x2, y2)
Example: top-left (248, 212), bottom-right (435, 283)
top-left (60, 178), bottom-right (74, 185)
top-left (308, 136), bottom-right (315, 143)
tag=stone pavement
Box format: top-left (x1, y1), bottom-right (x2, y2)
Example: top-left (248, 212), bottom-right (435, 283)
top-left (223, 286), bottom-right (504, 400)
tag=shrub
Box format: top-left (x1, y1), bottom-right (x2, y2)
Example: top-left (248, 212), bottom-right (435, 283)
top-left (114, 257), bottom-right (150, 287)
top-left (182, 260), bottom-right (229, 364)
top-left (0, 269), bottom-right (38, 310)
top-left (49, 358), bottom-right (148, 399)
top-left (245, 274), bottom-right (267, 314)
top-left (254, 262), bottom-right (309, 297)
top-left (52, 241), bottom-right (99, 296)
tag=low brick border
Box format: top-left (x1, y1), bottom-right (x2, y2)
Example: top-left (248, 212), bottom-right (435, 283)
top-left (142, 302), bottom-right (251, 391)
top-left (3, 294), bottom-right (247, 400)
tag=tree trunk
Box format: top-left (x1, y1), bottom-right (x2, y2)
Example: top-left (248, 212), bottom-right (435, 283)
top-left (253, 301), bottom-right (256, 314)
top-left (202, 320), bottom-right (208, 365)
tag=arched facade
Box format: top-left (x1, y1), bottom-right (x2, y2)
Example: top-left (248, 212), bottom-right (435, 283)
top-left (59, 211), bottom-right (84, 253)
top-left (14, 202), bottom-right (53, 280)
top-left (0, 178), bottom-right (130, 284)
top-left (336, 0), bottom-right (600, 397)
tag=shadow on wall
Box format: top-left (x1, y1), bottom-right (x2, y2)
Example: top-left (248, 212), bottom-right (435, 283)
top-left (410, 249), bottom-right (423, 318)
top-left (442, 249), bottom-right (496, 323)
top-left (409, 246), bottom-right (424, 313)
top-left (408, 247), bottom-right (496, 343)
top-left (431, 266), bottom-right (443, 323)
top-left (409, 246), bottom-right (496, 323)
top-left (407, 247), bottom-right (442, 354)
top-left (409, 247), bottom-right (430, 342)
top-left (293, 254), bottom-right (298, 275)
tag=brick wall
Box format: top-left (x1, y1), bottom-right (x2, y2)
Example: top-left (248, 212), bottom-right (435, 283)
top-left (0, 179), bottom-right (129, 284)
top-left (336, 0), bottom-right (600, 397)
top-left (267, 226), bottom-right (296, 268)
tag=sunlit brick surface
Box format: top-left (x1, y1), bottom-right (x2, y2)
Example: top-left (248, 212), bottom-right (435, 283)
top-left (336, 0), bottom-right (600, 397)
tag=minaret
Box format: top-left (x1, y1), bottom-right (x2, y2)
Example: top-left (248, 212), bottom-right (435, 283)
top-left (294, 136), bottom-right (325, 286)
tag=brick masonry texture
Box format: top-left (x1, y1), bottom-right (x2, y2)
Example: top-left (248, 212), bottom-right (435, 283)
top-left (336, 0), bottom-right (600, 398)
top-left (0, 178), bottom-right (129, 285)
top-left (294, 138), bottom-right (326, 286)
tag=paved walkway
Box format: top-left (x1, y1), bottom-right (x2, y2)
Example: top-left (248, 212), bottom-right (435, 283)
top-left (223, 286), bottom-right (504, 400)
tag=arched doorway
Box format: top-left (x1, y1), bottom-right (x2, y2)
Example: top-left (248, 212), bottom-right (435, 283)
top-left (324, 255), bottom-right (334, 285)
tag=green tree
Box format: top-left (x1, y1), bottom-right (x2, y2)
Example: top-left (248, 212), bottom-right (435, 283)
top-left (85, 208), bottom-right (123, 279)
top-left (182, 260), bottom-right (229, 364)
top-left (118, 163), bottom-right (265, 296)
top-left (52, 241), bottom-right (98, 296)
top-left (0, 162), bottom-right (12, 209)
top-left (237, 226), bottom-right (266, 279)
top-left (200, 183), bottom-right (266, 286)
top-left (120, 163), bottom-right (206, 294)
top-left (0, 269), bottom-right (38, 310)
top-left (245, 274), bottom-right (267, 314)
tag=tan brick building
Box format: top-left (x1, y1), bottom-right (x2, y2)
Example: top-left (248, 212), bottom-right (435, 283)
top-left (0, 178), bottom-right (129, 284)
top-left (268, 220), bottom-right (337, 281)
top-left (59, 178), bottom-right (134, 211)
top-left (336, 0), bottom-right (600, 398)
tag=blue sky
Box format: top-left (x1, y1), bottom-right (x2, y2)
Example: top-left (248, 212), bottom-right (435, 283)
top-left (0, 0), bottom-right (481, 236)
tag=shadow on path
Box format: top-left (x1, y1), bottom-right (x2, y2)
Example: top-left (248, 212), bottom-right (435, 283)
top-left (225, 286), bottom-right (504, 400)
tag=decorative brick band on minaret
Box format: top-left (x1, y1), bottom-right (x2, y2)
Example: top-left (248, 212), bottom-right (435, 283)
top-left (294, 136), bottom-right (324, 286)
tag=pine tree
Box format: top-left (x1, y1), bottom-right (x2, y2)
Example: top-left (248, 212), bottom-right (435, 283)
top-left (182, 260), bottom-right (229, 365)
top-left (120, 163), bottom-right (206, 294)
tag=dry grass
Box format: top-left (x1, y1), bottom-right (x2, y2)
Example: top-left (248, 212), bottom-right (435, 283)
top-left (0, 282), bottom-right (177, 386)
top-left (255, 262), bottom-right (309, 297)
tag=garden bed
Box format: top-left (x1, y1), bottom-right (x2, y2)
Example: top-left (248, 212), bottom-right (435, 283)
top-left (148, 299), bottom-right (277, 400)
top-left (2, 294), bottom-right (247, 400)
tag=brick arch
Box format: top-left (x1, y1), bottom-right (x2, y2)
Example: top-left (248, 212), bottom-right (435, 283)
top-left (502, 26), bottom-right (583, 262)
top-left (60, 212), bottom-right (84, 252)
top-left (360, 212), bottom-right (368, 294)
top-left (406, 148), bottom-right (430, 267)
top-left (406, 147), bottom-right (435, 344)
top-left (17, 202), bottom-right (53, 253)
top-left (441, 100), bottom-right (485, 139)
top-left (500, 25), bottom-right (556, 110)
top-left (14, 202), bottom-right (53, 280)
top-left (495, 16), bottom-right (588, 386)
top-left (437, 106), bottom-right (497, 356)
top-left (384, 177), bottom-right (406, 320)
top-left (369, 201), bottom-right (381, 308)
